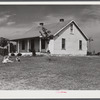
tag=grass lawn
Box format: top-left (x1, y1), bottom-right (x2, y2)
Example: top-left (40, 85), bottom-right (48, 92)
top-left (0, 55), bottom-right (100, 90)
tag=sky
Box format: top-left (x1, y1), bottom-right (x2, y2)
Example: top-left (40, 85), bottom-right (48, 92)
top-left (0, 5), bottom-right (100, 53)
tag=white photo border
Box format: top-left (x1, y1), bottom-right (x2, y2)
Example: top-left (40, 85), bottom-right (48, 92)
top-left (0, 1), bottom-right (100, 98)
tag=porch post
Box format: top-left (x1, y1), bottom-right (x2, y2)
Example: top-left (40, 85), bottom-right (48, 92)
top-left (17, 40), bottom-right (19, 53)
top-left (27, 39), bottom-right (30, 52)
top-left (39, 36), bottom-right (42, 52)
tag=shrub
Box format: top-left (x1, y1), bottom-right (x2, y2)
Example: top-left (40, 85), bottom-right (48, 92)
top-left (11, 53), bottom-right (15, 56)
top-left (87, 51), bottom-right (92, 55)
top-left (17, 53), bottom-right (22, 56)
top-left (47, 50), bottom-right (50, 54)
top-left (0, 49), bottom-right (8, 56)
top-left (95, 52), bottom-right (100, 56)
top-left (32, 49), bottom-right (36, 56)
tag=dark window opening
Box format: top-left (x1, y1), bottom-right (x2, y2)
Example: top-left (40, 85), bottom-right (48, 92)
top-left (70, 23), bottom-right (73, 34)
top-left (41, 39), bottom-right (45, 49)
top-left (22, 40), bottom-right (25, 50)
top-left (79, 40), bottom-right (82, 50)
top-left (62, 38), bottom-right (66, 49)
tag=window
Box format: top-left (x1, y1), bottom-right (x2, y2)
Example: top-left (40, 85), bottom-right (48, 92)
top-left (79, 40), bottom-right (82, 50)
top-left (41, 39), bottom-right (45, 49)
top-left (70, 23), bottom-right (73, 34)
top-left (22, 40), bottom-right (25, 50)
top-left (62, 38), bottom-right (66, 49)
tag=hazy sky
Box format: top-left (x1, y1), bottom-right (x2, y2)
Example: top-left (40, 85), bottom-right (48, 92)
top-left (0, 5), bottom-right (100, 52)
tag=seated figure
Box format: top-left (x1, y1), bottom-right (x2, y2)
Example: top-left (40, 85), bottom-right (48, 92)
top-left (16, 57), bottom-right (20, 62)
top-left (2, 56), bottom-right (13, 63)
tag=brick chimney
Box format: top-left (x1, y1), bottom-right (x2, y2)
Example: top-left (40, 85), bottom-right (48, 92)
top-left (59, 19), bottom-right (64, 22)
top-left (39, 23), bottom-right (44, 26)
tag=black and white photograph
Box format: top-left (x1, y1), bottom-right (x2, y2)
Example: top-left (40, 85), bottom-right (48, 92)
top-left (0, 2), bottom-right (100, 93)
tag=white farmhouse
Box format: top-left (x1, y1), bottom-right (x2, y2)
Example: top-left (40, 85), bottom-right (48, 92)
top-left (10, 19), bottom-right (88, 56)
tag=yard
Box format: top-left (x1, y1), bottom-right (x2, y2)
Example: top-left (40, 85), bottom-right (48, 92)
top-left (0, 55), bottom-right (100, 90)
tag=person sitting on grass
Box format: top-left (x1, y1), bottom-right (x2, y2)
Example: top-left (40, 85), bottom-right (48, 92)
top-left (16, 56), bottom-right (20, 62)
top-left (2, 56), bottom-right (13, 63)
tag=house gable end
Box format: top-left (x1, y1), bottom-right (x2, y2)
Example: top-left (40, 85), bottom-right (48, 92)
top-left (53, 20), bottom-right (88, 41)
top-left (72, 21), bottom-right (88, 41)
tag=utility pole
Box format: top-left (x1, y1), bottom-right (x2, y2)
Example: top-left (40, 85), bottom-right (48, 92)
top-left (7, 40), bottom-right (10, 55)
top-left (88, 37), bottom-right (93, 54)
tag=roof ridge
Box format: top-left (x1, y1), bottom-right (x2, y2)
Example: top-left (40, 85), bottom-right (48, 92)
top-left (10, 19), bottom-right (76, 40)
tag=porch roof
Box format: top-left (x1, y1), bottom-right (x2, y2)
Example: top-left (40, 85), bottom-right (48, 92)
top-left (10, 20), bottom-right (72, 40)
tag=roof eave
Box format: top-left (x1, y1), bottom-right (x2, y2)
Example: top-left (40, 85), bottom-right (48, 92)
top-left (72, 21), bottom-right (88, 41)
top-left (10, 36), bottom-right (40, 41)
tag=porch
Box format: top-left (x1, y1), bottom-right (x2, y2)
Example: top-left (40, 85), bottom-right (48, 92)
top-left (15, 37), bottom-right (49, 54)
top-left (9, 52), bottom-right (48, 56)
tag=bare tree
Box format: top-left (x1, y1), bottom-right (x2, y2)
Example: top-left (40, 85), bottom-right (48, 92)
top-left (39, 26), bottom-right (53, 44)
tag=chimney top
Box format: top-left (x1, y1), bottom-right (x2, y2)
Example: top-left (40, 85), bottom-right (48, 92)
top-left (39, 23), bottom-right (44, 26)
top-left (60, 19), bottom-right (64, 22)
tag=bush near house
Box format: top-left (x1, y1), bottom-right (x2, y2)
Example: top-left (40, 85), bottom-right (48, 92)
top-left (95, 52), bottom-right (100, 55)
top-left (0, 37), bottom-right (8, 56)
top-left (87, 51), bottom-right (92, 55)
top-left (17, 53), bottom-right (22, 56)
top-left (11, 53), bottom-right (15, 56)
top-left (32, 49), bottom-right (36, 56)
top-left (29, 49), bottom-right (36, 56)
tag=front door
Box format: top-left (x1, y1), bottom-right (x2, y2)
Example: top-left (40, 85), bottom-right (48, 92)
top-left (41, 39), bottom-right (46, 52)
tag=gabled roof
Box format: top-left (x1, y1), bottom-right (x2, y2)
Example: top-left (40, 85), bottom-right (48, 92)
top-left (72, 21), bottom-right (88, 41)
top-left (10, 20), bottom-right (88, 41)
top-left (53, 20), bottom-right (88, 41)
